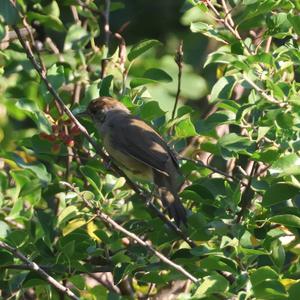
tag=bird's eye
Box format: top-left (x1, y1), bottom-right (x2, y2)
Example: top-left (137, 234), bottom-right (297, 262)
top-left (89, 107), bottom-right (97, 115)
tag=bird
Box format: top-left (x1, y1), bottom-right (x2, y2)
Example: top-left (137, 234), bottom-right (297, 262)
top-left (80, 96), bottom-right (187, 226)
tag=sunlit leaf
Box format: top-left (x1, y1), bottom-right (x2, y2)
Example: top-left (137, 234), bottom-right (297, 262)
top-left (128, 39), bottom-right (162, 61)
top-left (263, 183), bottom-right (300, 207)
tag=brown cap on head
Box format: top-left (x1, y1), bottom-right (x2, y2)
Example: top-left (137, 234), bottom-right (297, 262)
top-left (88, 97), bottom-right (129, 114)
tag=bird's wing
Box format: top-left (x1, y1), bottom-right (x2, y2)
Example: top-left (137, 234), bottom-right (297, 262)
top-left (111, 116), bottom-right (176, 175)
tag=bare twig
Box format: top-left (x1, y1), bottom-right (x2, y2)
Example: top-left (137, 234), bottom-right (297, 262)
top-left (206, 0), bottom-right (252, 55)
top-left (0, 27), bottom-right (36, 49)
top-left (0, 241), bottom-right (80, 300)
top-left (103, 0), bottom-right (111, 48)
top-left (88, 273), bottom-right (121, 294)
top-left (171, 41), bottom-right (184, 121)
top-left (180, 156), bottom-right (248, 187)
top-left (0, 263), bottom-right (112, 273)
top-left (243, 75), bottom-right (287, 108)
top-left (114, 32), bottom-right (126, 73)
top-left (70, 5), bottom-right (81, 25)
top-left (113, 31), bottom-right (127, 94)
top-left (265, 36), bottom-right (272, 53)
top-left (99, 0), bottom-right (111, 78)
top-left (221, 0), bottom-right (234, 27)
top-left (72, 82), bottom-right (82, 104)
top-left (236, 161), bottom-right (257, 223)
top-left (76, 0), bottom-right (102, 15)
top-left (61, 182), bottom-right (199, 284)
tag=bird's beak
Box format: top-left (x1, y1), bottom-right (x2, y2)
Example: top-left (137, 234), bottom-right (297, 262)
top-left (75, 110), bottom-right (90, 119)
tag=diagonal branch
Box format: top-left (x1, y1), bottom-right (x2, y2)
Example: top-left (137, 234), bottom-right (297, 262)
top-left (206, 0), bottom-right (252, 55)
top-left (0, 241), bottom-right (80, 300)
top-left (243, 75), bottom-right (287, 108)
top-left (61, 182), bottom-right (199, 284)
top-left (171, 40), bottom-right (184, 121)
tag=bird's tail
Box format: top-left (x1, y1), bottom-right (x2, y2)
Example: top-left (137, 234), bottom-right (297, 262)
top-left (154, 171), bottom-right (187, 226)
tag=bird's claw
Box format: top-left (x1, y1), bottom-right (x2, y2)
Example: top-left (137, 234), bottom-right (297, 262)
top-left (104, 158), bottom-right (112, 170)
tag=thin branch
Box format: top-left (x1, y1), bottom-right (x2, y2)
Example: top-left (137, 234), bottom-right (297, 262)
top-left (0, 263), bottom-right (112, 273)
top-left (171, 41), bottom-right (184, 121)
top-left (88, 273), bottom-right (120, 294)
top-left (0, 241), bottom-right (80, 300)
top-left (206, 0), bottom-right (252, 55)
top-left (61, 182), bottom-right (199, 284)
top-left (76, 0), bottom-right (103, 15)
top-left (103, 0), bottom-right (111, 48)
top-left (70, 5), bottom-right (81, 25)
top-left (236, 161), bottom-right (257, 223)
top-left (243, 75), bottom-right (287, 108)
top-left (221, 0), bottom-right (234, 27)
top-left (114, 31), bottom-right (127, 94)
top-left (22, 18), bottom-right (46, 75)
top-left (180, 156), bottom-right (248, 187)
top-left (265, 36), bottom-right (272, 53)
top-left (12, 24), bottom-right (196, 248)
top-left (99, 0), bottom-right (111, 77)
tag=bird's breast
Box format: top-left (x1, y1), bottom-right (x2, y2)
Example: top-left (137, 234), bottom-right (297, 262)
top-left (102, 133), bottom-right (153, 181)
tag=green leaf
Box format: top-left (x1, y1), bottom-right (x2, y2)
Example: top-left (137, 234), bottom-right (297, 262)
top-left (143, 68), bottom-right (172, 82)
top-left (267, 12), bottom-right (291, 38)
top-left (175, 116), bottom-right (197, 138)
top-left (271, 239), bottom-right (285, 270)
top-left (276, 112), bottom-right (294, 129)
top-left (0, 171), bottom-right (8, 193)
top-left (200, 256), bottom-right (237, 273)
top-left (130, 68), bottom-right (172, 88)
top-left (27, 12), bottom-right (65, 32)
top-left (139, 101), bottom-right (165, 121)
top-left (191, 22), bottom-right (233, 44)
top-left (218, 133), bottom-right (253, 152)
top-left (40, 64), bottom-right (66, 103)
top-left (253, 280), bottom-right (287, 300)
top-left (247, 53), bottom-right (274, 66)
top-left (0, 249), bottom-right (13, 265)
top-left (7, 153), bottom-right (51, 185)
top-left (269, 214), bottom-right (300, 228)
top-left (99, 75), bottom-right (114, 96)
top-left (128, 39), bottom-right (162, 61)
top-left (251, 147), bottom-right (281, 164)
top-left (238, 0), bottom-right (284, 24)
top-left (58, 206), bottom-right (79, 227)
top-left (289, 282), bottom-right (300, 300)
top-left (193, 273), bottom-right (229, 297)
top-left (263, 183), bottom-right (299, 207)
top-left (0, 0), bottom-right (19, 25)
top-left (288, 14), bottom-right (300, 35)
top-left (79, 166), bottom-right (102, 194)
top-left (210, 76), bottom-right (237, 102)
top-left (64, 24), bottom-right (89, 51)
top-left (205, 51), bottom-right (237, 67)
top-left (130, 78), bottom-right (158, 88)
top-left (16, 99), bottom-right (52, 134)
top-left (250, 266), bottom-right (279, 286)
top-left (110, 2), bottom-right (125, 12)
top-left (63, 218), bottom-right (86, 236)
top-left (0, 23), bottom-right (5, 40)
top-left (44, 1), bottom-right (60, 18)
top-left (270, 154), bottom-right (300, 177)
top-left (36, 209), bottom-right (55, 243)
top-left (0, 221), bottom-right (10, 238)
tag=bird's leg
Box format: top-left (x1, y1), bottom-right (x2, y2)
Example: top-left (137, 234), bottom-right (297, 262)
top-left (145, 186), bottom-right (158, 206)
top-left (103, 157), bottom-right (113, 170)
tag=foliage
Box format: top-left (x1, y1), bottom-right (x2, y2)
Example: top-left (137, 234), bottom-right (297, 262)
top-left (1, 0), bottom-right (300, 299)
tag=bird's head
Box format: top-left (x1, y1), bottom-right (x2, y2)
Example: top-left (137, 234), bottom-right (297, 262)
top-left (79, 96), bottom-right (130, 124)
